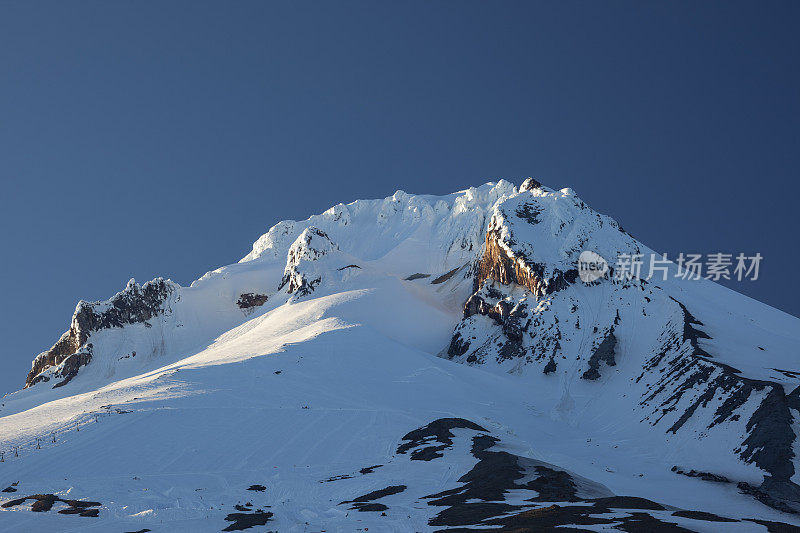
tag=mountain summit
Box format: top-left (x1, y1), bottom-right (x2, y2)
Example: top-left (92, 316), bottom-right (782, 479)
top-left (3, 181), bottom-right (800, 532)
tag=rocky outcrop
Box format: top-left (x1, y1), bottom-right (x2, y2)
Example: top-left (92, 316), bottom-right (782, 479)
top-left (475, 231), bottom-right (577, 298)
top-left (431, 265), bottom-right (465, 285)
top-left (519, 177), bottom-right (542, 192)
top-left (236, 293), bottom-right (268, 310)
top-left (25, 278), bottom-right (175, 389)
top-left (393, 418), bottom-right (797, 530)
top-left (278, 227), bottom-right (338, 297)
top-left (451, 255), bottom-right (800, 514)
top-left (636, 299), bottom-right (800, 513)
top-left (447, 284), bottom-right (531, 364)
top-left (581, 328), bottom-right (617, 380)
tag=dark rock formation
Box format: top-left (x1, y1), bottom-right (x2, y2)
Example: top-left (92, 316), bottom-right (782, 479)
top-left (581, 328), bottom-right (617, 380)
top-left (474, 231), bottom-right (575, 298)
top-left (671, 297), bottom-right (712, 357)
top-left (1, 494), bottom-right (101, 517)
top-left (431, 265), bottom-right (464, 285)
top-left (25, 278), bottom-right (175, 389)
top-left (398, 418), bottom-right (797, 532)
top-left (519, 177), bottom-right (542, 192)
top-left (340, 484), bottom-right (407, 511)
top-left (671, 466), bottom-right (731, 484)
top-left (397, 418), bottom-right (487, 461)
top-left (236, 293), bottom-right (268, 309)
top-left (222, 508), bottom-right (273, 531)
top-left (638, 299), bottom-right (800, 513)
top-left (446, 332), bottom-right (471, 359)
top-left (278, 227), bottom-right (337, 296)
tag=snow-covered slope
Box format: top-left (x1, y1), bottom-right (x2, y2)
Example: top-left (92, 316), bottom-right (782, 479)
top-left (2, 180), bottom-right (800, 532)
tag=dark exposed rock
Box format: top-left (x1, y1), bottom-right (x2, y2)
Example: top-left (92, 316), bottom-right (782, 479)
top-left (744, 518), bottom-right (800, 532)
top-left (246, 484), bottom-right (266, 492)
top-left (474, 230), bottom-right (576, 299)
top-left (337, 264), bottom-right (361, 270)
top-left (322, 464), bottom-right (383, 483)
top-left (52, 348), bottom-right (93, 388)
top-left (396, 418), bottom-right (793, 531)
top-left (425, 432), bottom-right (583, 526)
top-left (445, 332), bottom-right (468, 359)
top-left (589, 496), bottom-right (664, 510)
top-left (345, 485), bottom-right (406, 503)
top-left (350, 502), bottom-right (388, 512)
top-left (519, 177), bottom-right (542, 192)
top-left (672, 510), bottom-right (738, 522)
top-left (671, 466), bottom-right (731, 484)
top-left (637, 300), bottom-right (800, 513)
top-left (320, 474), bottom-right (354, 482)
top-left (280, 274), bottom-right (320, 297)
top-left (526, 465), bottom-right (583, 503)
top-left (432, 504), bottom-right (616, 532)
top-left (222, 509), bottom-right (274, 531)
top-left (1, 494), bottom-right (101, 517)
top-left (652, 356), bottom-right (800, 511)
top-left (418, 420), bottom-right (692, 531)
top-left (404, 273), bottom-right (430, 281)
top-left (397, 418), bottom-right (487, 459)
top-left (431, 265), bottom-right (464, 285)
top-left (581, 328), bottom-right (617, 380)
top-left (774, 369), bottom-right (800, 380)
top-left (608, 512), bottom-right (695, 532)
top-left (738, 481), bottom-right (800, 515)
top-left (515, 202), bottom-right (542, 224)
top-left (236, 293), bottom-right (268, 309)
top-left (359, 465), bottom-right (383, 474)
top-left (742, 390), bottom-right (798, 482)
top-left (278, 227), bottom-right (337, 296)
top-left (671, 298), bottom-right (712, 358)
top-left (459, 290), bottom-right (529, 362)
top-left (25, 278), bottom-right (175, 389)
top-left (340, 485), bottom-right (406, 511)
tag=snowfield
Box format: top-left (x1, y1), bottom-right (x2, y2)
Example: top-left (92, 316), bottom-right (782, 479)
top-left (2, 180), bottom-right (800, 532)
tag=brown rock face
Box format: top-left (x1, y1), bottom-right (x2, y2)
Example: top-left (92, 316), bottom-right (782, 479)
top-left (25, 278), bottom-right (174, 389)
top-left (26, 308), bottom-right (93, 388)
top-left (475, 232), bottom-right (578, 298)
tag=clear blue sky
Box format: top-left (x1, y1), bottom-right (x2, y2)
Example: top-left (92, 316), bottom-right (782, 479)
top-left (1, 1), bottom-right (798, 397)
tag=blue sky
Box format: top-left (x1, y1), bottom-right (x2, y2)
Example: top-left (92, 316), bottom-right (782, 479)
top-left (1, 0), bottom-right (798, 396)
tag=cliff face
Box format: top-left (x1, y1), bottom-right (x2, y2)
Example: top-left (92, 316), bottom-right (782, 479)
top-left (475, 230), bottom-right (578, 298)
top-left (25, 278), bottom-right (176, 389)
top-left (26, 323), bottom-right (90, 388)
top-left (442, 184), bottom-right (800, 514)
top-left (278, 227), bottom-right (339, 297)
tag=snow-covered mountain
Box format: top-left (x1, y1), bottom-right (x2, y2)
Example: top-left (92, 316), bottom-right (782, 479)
top-left (2, 180), bottom-right (800, 532)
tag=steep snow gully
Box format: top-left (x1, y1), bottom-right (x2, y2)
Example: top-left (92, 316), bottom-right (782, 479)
top-left (3, 180), bottom-right (800, 532)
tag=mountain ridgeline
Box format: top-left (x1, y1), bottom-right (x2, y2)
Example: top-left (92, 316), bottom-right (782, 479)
top-left (9, 179), bottom-right (800, 531)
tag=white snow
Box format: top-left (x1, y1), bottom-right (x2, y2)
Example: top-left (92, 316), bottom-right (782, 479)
top-left (1, 181), bottom-right (798, 531)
